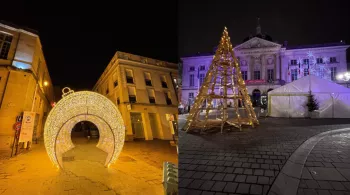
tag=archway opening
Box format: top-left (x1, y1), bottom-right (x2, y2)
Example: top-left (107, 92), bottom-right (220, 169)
top-left (62, 120), bottom-right (107, 166)
top-left (71, 121), bottom-right (100, 143)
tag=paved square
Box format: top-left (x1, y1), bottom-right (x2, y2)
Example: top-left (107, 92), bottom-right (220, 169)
top-left (0, 138), bottom-right (177, 195)
top-left (179, 116), bottom-right (350, 195)
top-left (307, 167), bottom-right (347, 181)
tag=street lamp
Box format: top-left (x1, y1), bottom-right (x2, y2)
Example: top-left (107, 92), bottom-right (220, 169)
top-left (44, 81), bottom-right (49, 86)
top-left (336, 72), bottom-right (350, 87)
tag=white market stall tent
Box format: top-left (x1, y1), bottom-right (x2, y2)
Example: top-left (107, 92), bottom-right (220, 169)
top-left (268, 75), bottom-right (350, 118)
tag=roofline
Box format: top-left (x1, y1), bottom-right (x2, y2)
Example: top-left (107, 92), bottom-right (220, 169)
top-left (182, 42), bottom-right (349, 59)
top-left (234, 36), bottom-right (282, 50)
top-left (0, 21), bottom-right (39, 37)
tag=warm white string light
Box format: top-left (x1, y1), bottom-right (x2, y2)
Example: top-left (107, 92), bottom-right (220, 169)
top-left (183, 27), bottom-right (259, 133)
top-left (44, 88), bottom-right (125, 169)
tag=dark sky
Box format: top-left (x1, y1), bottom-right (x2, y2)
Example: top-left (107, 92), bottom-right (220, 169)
top-left (178, 0), bottom-right (350, 57)
top-left (1, 1), bottom-right (178, 89)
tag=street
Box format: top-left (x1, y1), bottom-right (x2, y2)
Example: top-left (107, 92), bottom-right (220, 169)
top-left (178, 116), bottom-right (350, 195)
top-left (0, 135), bottom-right (178, 195)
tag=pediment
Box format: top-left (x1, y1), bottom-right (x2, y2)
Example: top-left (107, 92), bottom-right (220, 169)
top-left (234, 37), bottom-right (281, 50)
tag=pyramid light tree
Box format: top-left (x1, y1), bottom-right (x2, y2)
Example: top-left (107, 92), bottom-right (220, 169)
top-left (183, 27), bottom-right (259, 133)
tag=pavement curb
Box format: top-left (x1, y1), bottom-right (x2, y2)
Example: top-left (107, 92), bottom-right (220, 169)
top-left (268, 127), bottom-right (350, 195)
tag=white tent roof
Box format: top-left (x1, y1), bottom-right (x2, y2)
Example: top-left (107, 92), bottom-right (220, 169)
top-left (269, 75), bottom-right (350, 94)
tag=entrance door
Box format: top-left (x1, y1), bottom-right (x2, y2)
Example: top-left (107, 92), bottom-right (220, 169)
top-left (149, 113), bottom-right (159, 139)
top-left (130, 113), bottom-right (145, 139)
top-left (252, 89), bottom-right (261, 107)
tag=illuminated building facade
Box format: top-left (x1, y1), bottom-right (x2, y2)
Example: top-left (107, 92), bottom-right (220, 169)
top-left (0, 22), bottom-right (54, 151)
top-left (180, 22), bottom-right (349, 108)
top-left (93, 51), bottom-right (178, 141)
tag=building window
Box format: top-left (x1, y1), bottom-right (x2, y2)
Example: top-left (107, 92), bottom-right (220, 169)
top-left (316, 58), bottom-right (323, 64)
top-left (106, 88), bottom-right (109, 94)
top-left (189, 92), bottom-right (194, 99)
top-left (144, 72), bottom-right (152, 86)
top-left (291, 69), bottom-right (298, 81)
top-left (160, 75), bottom-right (168, 88)
top-left (165, 92), bottom-right (172, 105)
top-left (291, 60), bottom-right (297, 65)
top-left (128, 86), bottom-right (136, 103)
top-left (113, 72), bottom-right (118, 87)
top-left (267, 69), bottom-right (274, 81)
top-left (117, 97), bottom-right (120, 105)
top-left (125, 69), bottom-right (134, 84)
top-left (189, 66), bottom-right (195, 71)
top-left (147, 88), bottom-right (155, 104)
top-left (189, 74), bottom-right (194, 86)
top-left (304, 68), bottom-right (309, 76)
top-left (253, 71), bottom-right (260, 80)
top-left (200, 65), bottom-right (205, 71)
top-left (241, 71), bottom-right (247, 80)
top-left (199, 73), bottom-right (205, 86)
top-left (303, 59), bottom-right (309, 65)
top-left (0, 33), bottom-right (13, 60)
top-left (330, 57), bottom-right (337, 63)
top-left (331, 67), bottom-right (337, 81)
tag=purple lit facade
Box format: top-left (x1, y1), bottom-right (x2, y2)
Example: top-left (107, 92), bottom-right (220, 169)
top-left (180, 35), bottom-right (349, 108)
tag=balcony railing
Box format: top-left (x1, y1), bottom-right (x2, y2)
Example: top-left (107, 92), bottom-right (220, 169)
top-left (162, 81), bottom-right (168, 88)
top-left (149, 97), bottom-right (155, 104)
top-left (145, 79), bottom-right (152, 86)
top-left (129, 95), bottom-right (137, 103)
top-left (126, 76), bottom-right (134, 84)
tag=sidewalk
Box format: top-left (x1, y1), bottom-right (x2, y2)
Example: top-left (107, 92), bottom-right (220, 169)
top-left (0, 138), bottom-right (177, 195)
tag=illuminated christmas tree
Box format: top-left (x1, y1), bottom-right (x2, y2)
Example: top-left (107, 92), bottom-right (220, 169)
top-left (183, 27), bottom-right (259, 133)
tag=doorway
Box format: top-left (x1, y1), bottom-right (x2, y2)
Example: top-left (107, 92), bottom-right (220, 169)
top-left (130, 112), bottom-right (145, 139)
top-left (252, 89), bottom-right (261, 107)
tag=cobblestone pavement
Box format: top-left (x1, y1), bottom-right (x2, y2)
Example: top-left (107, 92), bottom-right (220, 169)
top-left (178, 117), bottom-right (350, 195)
top-left (0, 136), bottom-right (177, 195)
top-left (298, 132), bottom-right (350, 195)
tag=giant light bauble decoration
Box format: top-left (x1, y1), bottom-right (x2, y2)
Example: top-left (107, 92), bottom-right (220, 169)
top-left (44, 87), bottom-right (125, 169)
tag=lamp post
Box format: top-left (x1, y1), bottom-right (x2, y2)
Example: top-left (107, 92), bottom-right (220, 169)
top-left (336, 72), bottom-right (350, 88)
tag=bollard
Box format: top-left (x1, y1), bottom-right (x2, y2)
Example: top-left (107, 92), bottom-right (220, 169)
top-left (163, 162), bottom-right (178, 195)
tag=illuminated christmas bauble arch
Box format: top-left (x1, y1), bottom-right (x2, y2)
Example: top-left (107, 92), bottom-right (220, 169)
top-left (44, 88), bottom-right (125, 169)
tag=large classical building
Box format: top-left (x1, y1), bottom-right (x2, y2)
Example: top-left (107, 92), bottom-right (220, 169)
top-left (181, 22), bottom-right (349, 108)
top-left (93, 51), bottom-right (178, 141)
top-left (0, 22), bottom-right (54, 152)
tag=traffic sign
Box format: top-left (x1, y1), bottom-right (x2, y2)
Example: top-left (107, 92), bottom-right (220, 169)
top-left (13, 122), bottom-right (21, 131)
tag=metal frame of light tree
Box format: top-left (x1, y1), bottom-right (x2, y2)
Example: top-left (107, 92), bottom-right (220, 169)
top-left (183, 27), bottom-right (259, 133)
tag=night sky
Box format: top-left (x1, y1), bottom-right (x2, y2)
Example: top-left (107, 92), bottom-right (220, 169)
top-left (178, 0), bottom-right (350, 58)
top-left (1, 1), bottom-right (177, 89)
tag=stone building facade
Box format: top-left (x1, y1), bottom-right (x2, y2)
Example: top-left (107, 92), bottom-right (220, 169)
top-left (180, 23), bottom-right (349, 108)
top-left (0, 22), bottom-right (54, 151)
top-left (93, 51), bottom-right (178, 141)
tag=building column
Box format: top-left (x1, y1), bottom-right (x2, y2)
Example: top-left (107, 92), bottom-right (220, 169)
top-left (275, 53), bottom-right (281, 80)
top-left (122, 105), bottom-right (133, 141)
top-left (142, 111), bottom-right (153, 140)
top-left (249, 56), bottom-right (254, 80)
top-left (261, 55), bottom-right (265, 80)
